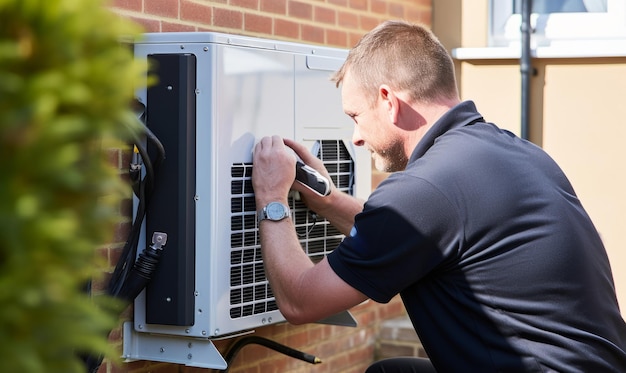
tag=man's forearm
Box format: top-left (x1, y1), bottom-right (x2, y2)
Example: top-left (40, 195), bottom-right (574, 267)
top-left (309, 189), bottom-right (364, 236)
top-left (259, 217), bottom-right (368, 324)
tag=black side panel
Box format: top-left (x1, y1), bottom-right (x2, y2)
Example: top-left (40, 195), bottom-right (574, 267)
top-left (145, 53), bottom-right (196, 326)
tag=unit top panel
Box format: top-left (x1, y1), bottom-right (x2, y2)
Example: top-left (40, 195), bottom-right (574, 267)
top-left (137, 32), bottom-right (348, 59)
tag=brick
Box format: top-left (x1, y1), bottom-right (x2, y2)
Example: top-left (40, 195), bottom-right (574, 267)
top-left (274, 18), bottom-right (299, 39)
top-left (314, 6), bottom-right (336, 25)
top-left (349, 31), bottom-right (364, 47)
top-left (120, 146), bottom-right (132, 169)
top-left (371, 0), bottom-right (387, 14)
top-left (245, 13), bottom-right (272, 34)
top-left (258, 357), bottom-right (288, 373)
top-left (349, 0), bottom-right (367, 11)
top-left (338, 10), bottom-right (359, 29)
top-left (181, 1), bottom-right (212, 25)
top-left (406, 7), bottom-right (432, 26)
top-left (145, 0), bottom-right (180, 19)
top-left (240, 340), bottom-right (272, 362)
top-left (129, 15), bottom-right (161, 32)
top-left (261, 0), bottom-right (287, 15)
top-left (231, 0), bottom-right (259, 10)
top-left (328, 0), bottom-right (348, 7)
top-left (285, 328), bottom-right (310, 347)
top-left (110, 0), bottom-right (142, 12)
top-left (161, 21), bottom-right (196, 32)
top-left (214, 7), bottom-right (243, 29)
top-left (288, 0), bottom-right (312, 20)
top-left (326, 29), bottom-right (347, 47)
top-left (301, 24), bottom-right (324, 44)
top-left (346, 347), bottom-right (376, 372)
top-left (360, 14), bottom-right (380, 32)
top-left (388, 2), bottom-right (404, 18)
top-left (307, 325), bottom-right (323, 340)
top-left (113, 220), bottom-right (131, 242)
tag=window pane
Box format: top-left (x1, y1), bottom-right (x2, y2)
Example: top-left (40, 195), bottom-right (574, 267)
top-left (490, 0), bottom-right (624, 47)
top-left (512, 0), bottom-right (607, 14)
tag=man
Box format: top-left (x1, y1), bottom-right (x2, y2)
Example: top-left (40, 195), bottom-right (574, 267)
top-left (251, 20), bottom-right (626, 372)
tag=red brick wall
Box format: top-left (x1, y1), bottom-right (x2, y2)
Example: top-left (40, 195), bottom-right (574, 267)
top-left (103, 1), bottom-right (431, 372)
top-left (109, 0), bottom-right (431, 48)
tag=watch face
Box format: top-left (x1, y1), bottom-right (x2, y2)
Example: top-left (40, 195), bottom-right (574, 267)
top-left (266, 202), bottom-right (288, 220)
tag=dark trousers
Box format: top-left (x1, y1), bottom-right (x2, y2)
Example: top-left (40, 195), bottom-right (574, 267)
top-left (365, 357), bottom-right (437, 373)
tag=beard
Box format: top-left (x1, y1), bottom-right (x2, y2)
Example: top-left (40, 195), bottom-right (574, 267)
top-left (371, 139), bottom-right (408, 173)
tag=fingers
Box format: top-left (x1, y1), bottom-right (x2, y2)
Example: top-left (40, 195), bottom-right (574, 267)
top-left (283, 138), bottom-right (323, 168)
top-left (252, 136), bottom-right (296, 204)
top-left (254, 135), bottom-right (283, 158)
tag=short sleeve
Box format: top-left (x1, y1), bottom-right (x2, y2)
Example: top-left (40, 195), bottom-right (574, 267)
top-left (327, 174), bottom-right (462, 303)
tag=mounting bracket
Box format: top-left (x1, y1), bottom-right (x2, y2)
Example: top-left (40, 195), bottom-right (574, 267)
top-left (122, 322), bottom-right (227, 369)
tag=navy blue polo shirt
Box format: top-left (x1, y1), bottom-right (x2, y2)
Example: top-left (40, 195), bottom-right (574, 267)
top-left (328, 101), bottom-right (626, 371)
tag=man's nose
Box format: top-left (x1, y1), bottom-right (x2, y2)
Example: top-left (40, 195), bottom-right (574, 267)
top-left (352, 127), bottom-right (364, 147)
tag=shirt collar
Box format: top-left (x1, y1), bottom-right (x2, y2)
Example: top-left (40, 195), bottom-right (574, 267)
top-left (409, 100), bottom-right (484, 163)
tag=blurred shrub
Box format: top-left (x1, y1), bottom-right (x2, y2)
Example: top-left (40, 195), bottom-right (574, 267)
top-left (0, 0), bottom-right (144, 371)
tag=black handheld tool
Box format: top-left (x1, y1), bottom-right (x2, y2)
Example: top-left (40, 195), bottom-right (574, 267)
top-left (295, 160), bottom-right (331, 196)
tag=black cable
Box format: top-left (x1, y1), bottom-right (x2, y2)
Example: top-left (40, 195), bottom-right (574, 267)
top-left (107, 113), bottom-right (165, 298)
top-left (117, 232), bottom-right (167, 303)
top-left (84, 103), bottom-right (166, 373)
top-left (221, 336), bottom-right (321, 372)
top-left (296, 211), bottom-right (320, 238)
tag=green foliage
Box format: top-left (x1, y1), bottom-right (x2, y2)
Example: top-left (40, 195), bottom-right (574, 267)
top-left (0, 0), bottom-right (144, 371)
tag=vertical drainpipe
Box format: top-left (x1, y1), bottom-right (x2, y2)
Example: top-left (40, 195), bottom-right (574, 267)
top-left (520, 0), bottom-right (533, 140)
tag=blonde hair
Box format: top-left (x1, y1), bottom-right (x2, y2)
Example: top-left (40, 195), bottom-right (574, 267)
top-left (332, 20), bottom-right (458, 106)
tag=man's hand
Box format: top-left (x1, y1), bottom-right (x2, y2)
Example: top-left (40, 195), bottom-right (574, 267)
top-left (252, 136), bottom-right (296, 206)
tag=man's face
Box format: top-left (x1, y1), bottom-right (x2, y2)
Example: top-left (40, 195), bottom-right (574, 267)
top-left (341, 70), bottom-right (407, 172)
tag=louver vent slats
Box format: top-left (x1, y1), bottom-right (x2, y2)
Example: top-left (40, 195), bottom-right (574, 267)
top-left (229, 140), bottom-right (354, 319)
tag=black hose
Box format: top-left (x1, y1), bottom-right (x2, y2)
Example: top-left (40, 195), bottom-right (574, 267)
top-left (221, 336), bottom-right (321, 372)
top-left (84, 102), bottom-right (166, 373)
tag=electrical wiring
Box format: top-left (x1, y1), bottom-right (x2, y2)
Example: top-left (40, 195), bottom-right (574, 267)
top-left (83, 102), bottom-right (165, 373)
top-left (107, 105), bottom-right (164, 299)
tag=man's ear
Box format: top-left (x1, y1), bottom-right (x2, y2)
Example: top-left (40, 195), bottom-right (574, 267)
top-left (379, 84), bottom-right (399, 124)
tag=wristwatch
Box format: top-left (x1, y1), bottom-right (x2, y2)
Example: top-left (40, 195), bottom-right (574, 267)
top-left (257, 202), bottom-right (291, 223)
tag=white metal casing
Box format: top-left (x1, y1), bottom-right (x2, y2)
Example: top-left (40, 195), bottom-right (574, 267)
top-left (127, 32), bottom-right (371, 367)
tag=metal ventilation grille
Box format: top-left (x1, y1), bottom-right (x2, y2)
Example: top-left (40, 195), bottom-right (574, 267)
top-left (229, 140), bottom-right (354, 319)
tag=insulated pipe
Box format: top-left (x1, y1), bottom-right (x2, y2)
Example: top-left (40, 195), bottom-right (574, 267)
top-left (520, 0), bottom-right (533, 140)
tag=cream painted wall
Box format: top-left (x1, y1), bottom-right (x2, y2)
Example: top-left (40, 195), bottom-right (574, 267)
top-left (457, 62), bottom-right (521, 135)
top-left (433, 1), bottom-right (626, 312)
top-left (541, 61), bottom-right (626, 311)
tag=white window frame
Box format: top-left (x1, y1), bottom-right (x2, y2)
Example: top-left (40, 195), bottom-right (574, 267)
top-left (490, 0), bottom-right (626, 48)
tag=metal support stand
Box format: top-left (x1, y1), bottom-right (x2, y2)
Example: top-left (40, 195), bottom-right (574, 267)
top-left (122, 322), bottom-right (227, 369)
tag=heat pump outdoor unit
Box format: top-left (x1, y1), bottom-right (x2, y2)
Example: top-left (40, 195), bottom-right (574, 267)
top-left (123, 33), bottom-right (371, 368)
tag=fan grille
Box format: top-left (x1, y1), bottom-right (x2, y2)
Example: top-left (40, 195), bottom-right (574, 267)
top-left (229, 140), bottom-right (354, 319)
